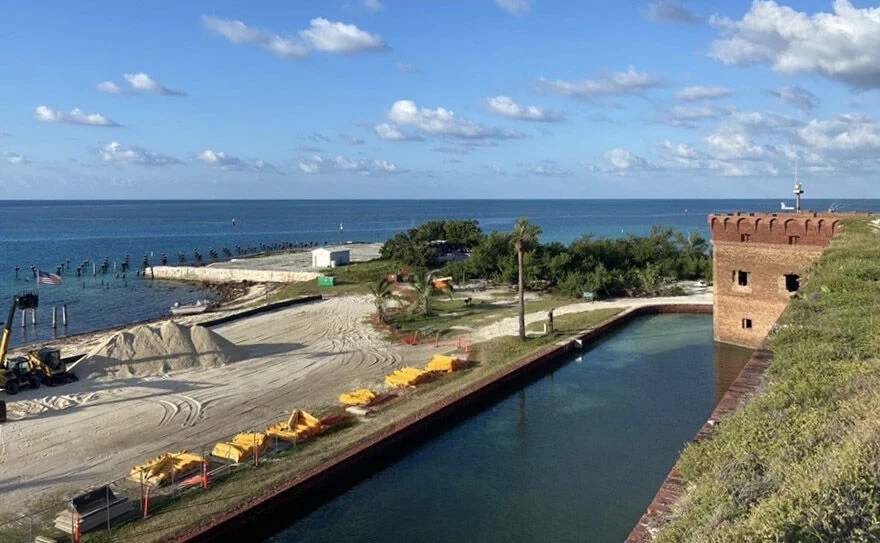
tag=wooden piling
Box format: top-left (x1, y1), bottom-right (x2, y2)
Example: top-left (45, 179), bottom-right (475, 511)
top-left (52, 306), bottom-right (57, 329)
top-left (62, 305), bottom-right (68, 327)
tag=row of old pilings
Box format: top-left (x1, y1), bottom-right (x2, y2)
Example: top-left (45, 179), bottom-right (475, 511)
top-left (11, 239), bottom-right (337, 281)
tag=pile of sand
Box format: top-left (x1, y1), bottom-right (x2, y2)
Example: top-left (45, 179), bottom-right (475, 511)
top-left (76, 321), bottom-right (246, 380)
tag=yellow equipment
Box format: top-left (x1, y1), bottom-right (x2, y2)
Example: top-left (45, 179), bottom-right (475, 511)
top-left (211, 432), bottom-right (268, 463)
top-left (1, 293), bottom-right (41, 397)
top-left (385, 367), bottom-right (430, 388)
top-left (129, 451), bottom-right (204, 486)
top-left (339, 389), bottom-right (377, 406)
top-left (28, 347), bottom-right (78, 385)
top-left (266, 409), bottom-right (323, 442)
top-left (425, 354), bottom-right (466, 374)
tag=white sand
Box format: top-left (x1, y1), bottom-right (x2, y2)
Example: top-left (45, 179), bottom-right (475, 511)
top-left (0, 287), bottom-right (711, 516)
top-left (0, 295), bottom-right (416, 515)
top-left (76, 322), bottom-right (245, 381)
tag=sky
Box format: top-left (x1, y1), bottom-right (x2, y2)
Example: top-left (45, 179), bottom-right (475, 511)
top-left (1, 0), bottom-right (880, 199)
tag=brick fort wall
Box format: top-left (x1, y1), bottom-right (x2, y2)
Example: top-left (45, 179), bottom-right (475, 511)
top-left (710, 212), bottom-right (842, 349)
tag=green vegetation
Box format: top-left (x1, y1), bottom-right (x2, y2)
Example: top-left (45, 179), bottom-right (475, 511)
top-left (267, 258), bottom-right (398, 301)
top-left (512, 217), bottom-right (542, 340)
top-left (388, 294), bottom-right (575, 339)
top-left (472, 308), bottom-right (621, 367)
top-left (380, 219), bottom-right (484, 267)
top-left (443, 224), bottom-right (710, 299)
top-left (657, 218), bottom-right (880, 542)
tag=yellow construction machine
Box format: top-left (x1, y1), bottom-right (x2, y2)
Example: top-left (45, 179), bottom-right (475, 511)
top-left (1, 293), bottom-right (42, 398)
top-left (28, 347), bottom-right (78, 385)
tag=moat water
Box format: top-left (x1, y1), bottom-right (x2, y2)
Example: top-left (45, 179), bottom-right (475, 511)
top-left (267, 314), bottom-right (752, 542)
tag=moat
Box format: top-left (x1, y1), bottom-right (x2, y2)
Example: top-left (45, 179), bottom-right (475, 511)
top-left (267, 314), bottom-right (752, 542)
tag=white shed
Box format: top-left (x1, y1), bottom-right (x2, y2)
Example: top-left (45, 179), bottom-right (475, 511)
top-left (312, 248), bottom-right (350, 268)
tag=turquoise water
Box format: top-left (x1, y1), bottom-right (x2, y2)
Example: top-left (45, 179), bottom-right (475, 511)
top-left (267, 314), bottom-right (752, 542)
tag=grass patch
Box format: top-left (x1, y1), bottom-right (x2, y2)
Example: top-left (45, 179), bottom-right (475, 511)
top-left (656, 218), bottom-right (880, 542)
top-left (388, 295), bottom-right (583, 339)
top-left (266, 259), bottom-right (398, 301)
top-left (472, 308), bottom-right (621, 367)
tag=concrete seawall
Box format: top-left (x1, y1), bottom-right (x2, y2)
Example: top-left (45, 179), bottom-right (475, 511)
top-left (150, 266), bottom-right (321, 284)
top-left (167, 303), bottom-right (711, 543)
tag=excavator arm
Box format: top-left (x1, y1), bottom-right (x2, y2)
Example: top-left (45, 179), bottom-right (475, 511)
top-left (0, 294), bottom-right (39, 365)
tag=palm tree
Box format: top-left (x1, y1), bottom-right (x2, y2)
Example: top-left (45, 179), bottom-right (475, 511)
top-left (512, 218), bottom-right (542, 341)
top-left (369, 276), bottom-right (394, 323)
top-left (411, 269), bottom-right (452, 315)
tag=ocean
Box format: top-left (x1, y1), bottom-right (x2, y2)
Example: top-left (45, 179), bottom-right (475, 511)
top-left (1, 199), bottom-right (875, 349)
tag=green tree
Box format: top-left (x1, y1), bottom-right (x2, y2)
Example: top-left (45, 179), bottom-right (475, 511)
top-left (410, 269), bottom-right (451, 315)
top-left (369, 276), bottom-right (395, 323)
top-left (512, 218), bottom-right (542, 341)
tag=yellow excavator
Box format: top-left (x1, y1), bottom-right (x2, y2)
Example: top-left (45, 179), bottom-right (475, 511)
top-left (1, 293), bottom-right (42, 399)
top-left (28, 347), bottom-right (78, 385)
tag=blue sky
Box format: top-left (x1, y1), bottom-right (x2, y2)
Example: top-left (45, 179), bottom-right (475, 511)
top-left (1, 0), bottom-right (879, 199)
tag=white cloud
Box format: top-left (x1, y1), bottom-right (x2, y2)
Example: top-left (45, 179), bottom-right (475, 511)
top-left (298, 154), bottom-right (402, 175)
top-left (342, 134), bottom-right (364, 145)
top-left (710, 1), bottom-right (880, 89)
top-left (664, 105), bottom-right (719, 128)
top-left (204, 15), bottom-right (389, 59)
top-left (675, 86), bottom-right (735, 101)
top-left (540, 67), bottom-right (663, 98)
top-left (96, 81), bottom-right (129, 94)
top-left (526, 163), bottom-right (572, 176)
top-left (123, 73), bottom-right (186, 96)
top-left (201, 15), bottom-right (311, 60)
top-left (495, 0), bottom-right (531, 16)
top-left (100, 141), bottom-right (182, 166)
top-left (486, 96), bottom-right (563, 122)
top-left (770, 86), bottom-right (819, 113)
top-left (35, 106), bottom-right (121, 127)
top-left (373, 123), bottom-right (423, 141)
top-left (396, 62), bottom-right (421, 74)
top-left (798, 114), bottom-right (880, 151)
top-left (643, 1), bottom-right (703, 24)
top-left (386, 99), bottom-right (523, 140)
top-left (364, 0), bottom-right (385, 12)
top-left (603, 148), bottom-right (657, 171)
top-left (300, 18), bottom-right (388, 54)
top-left (197, 149), bottom-right (277, 172)
top-left (3, 152), bottom-right (29, 165)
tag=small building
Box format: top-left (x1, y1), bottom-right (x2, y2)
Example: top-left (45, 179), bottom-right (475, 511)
top-left (311, 248), bottom-right (350, 268)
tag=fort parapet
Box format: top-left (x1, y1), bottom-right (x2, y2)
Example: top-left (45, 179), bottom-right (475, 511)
top-left (709, 212), bottom-right (844, 349)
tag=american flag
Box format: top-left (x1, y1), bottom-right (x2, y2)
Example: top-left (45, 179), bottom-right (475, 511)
top-left (38, 270), bottom-right (62, 285)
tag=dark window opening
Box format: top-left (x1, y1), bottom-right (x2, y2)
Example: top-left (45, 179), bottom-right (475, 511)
top-left (742, 318), bottom-right (753, 329)
top-left (785, 274), bottom-right (800, 292)
top-left (741, 233), bottom-right (751, 242)
top-left (788, 235), bottom-right (800, 245)
top-left (737, 270), bottom-right (749, 286)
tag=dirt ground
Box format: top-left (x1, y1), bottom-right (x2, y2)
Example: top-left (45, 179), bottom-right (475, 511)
top-left (0, 285), bottom-right (711, 517)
